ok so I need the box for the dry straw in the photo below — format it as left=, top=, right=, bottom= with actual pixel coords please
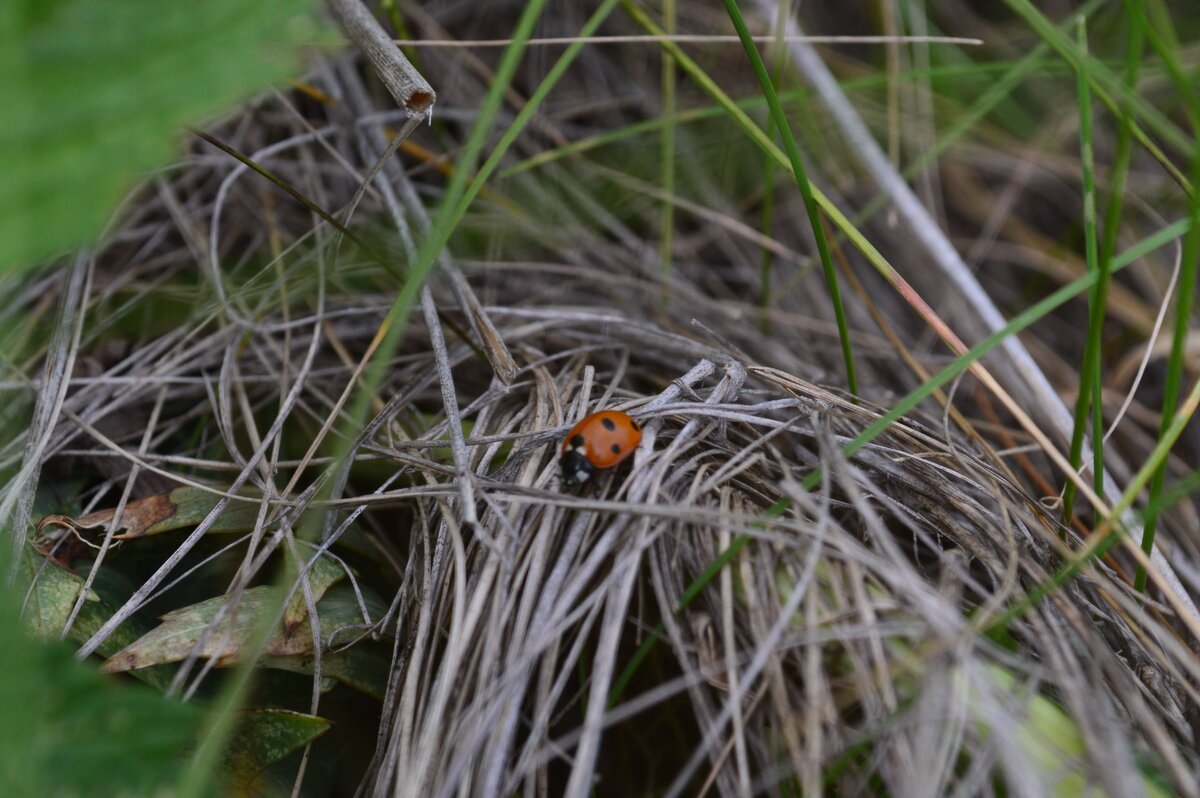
left=9, top=2, right=1200, bottom=796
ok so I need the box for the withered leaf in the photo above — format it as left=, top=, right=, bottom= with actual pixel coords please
left=37, top=486, right=265, bottom=541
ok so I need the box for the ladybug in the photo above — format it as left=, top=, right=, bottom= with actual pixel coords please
left=560, top=410, right=642, bottom=487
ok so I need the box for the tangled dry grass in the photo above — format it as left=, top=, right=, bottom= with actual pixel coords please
left=7, top=1, right=1200, bottom=796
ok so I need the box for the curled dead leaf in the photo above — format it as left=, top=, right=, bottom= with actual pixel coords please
left=37, top=494, right=178, bottom=540
left=35, top=486, right=268, bottom=542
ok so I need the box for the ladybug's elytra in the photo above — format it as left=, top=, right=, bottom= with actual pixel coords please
left=560, top=410, right=642, bottom=487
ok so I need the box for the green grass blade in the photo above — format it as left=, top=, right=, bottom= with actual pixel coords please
left=758, top=2, right=791, bottom=333
left=719, top=0, right=858, bottom=394
left=660, top=0, right=677, bottom=297
left=1136, top=202, right=1200, bottom=586
left=988, top=373, right=1200, bottom=636
left=1002, top=0, right=1193, bottom=192
left=1133, top=0, right=1200, bottom=591
left=1095, top=1, right=1143, bottom=500
left=1061, top=16, right=1103, bottom=524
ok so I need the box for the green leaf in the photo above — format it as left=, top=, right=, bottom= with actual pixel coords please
left=283, top=553, right=349, bottom=632
left=101, top=583, right=387, bottom=673
left=261, top=643, right=392, bottom=700
left=302, top=581, right=388, bottom=647
left=0, top=586, right=201, bottom=796
left=0, top=0, right=322, bottom=272
left=101, top=586, right=304, bottom=672
left=22, top=547, right=175, bottom=688
left=971, top=664, right=1171, bottom=798
left=21, top=553, right=99, bottom=639
left=221, top=709, right=331, bottom=795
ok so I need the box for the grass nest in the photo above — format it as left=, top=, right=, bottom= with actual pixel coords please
left=12, top=2, right=1200, bottom=795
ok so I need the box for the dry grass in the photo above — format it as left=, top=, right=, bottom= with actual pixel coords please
left=7, top=1, right=1200, bottom=795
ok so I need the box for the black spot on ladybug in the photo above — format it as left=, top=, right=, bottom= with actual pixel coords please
left=570, top=434, right=585, bottom=448
left=601, top=417, right=616, bottom=431
left=611, top=443, right=621, bottom=454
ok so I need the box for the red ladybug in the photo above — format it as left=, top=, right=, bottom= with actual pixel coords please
left=560, top=410, right=642, bottom=487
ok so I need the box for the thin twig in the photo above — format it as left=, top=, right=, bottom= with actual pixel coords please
left=328, top=0, right=436, bottom=116
left=389, top=34, right=984, bottom=47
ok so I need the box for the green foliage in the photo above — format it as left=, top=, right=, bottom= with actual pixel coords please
left=101, top=582, right=382, bottom=675
left=0, top=0, right=321, bottom=273
left=21, top=552, right=99, bottom=640
left=223, top=709, right=331, bottom=795
left=22, top=547, right=175, bottom=689
left=0, top=582, right=201, bottom=796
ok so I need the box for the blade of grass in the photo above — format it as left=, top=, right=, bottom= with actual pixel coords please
left=1093, top=0, right=1142, bottom=491
left=1002, top=0, right=1192, bottom=193
left=1065, top=1, right=1147, bottom=511
left=987, top=372, right=1200, bottom=638
left=1079, top=17, right=1105, bottom=507
left=1135, top=1, right=1200, bottom=590
left=622, top=0, right=1048, bottom=363
left=757, top=0, right=791, bottom=334
left=660, top=0, right=676, bottom=302
left=719, top=0, right=858, bottom=394
left=1061, top=16, right=1104, bottom=524
left=497, top=59, right=1081, bottom=182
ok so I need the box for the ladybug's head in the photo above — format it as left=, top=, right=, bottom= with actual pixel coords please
left=560, top=446, right=595, bottom=487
